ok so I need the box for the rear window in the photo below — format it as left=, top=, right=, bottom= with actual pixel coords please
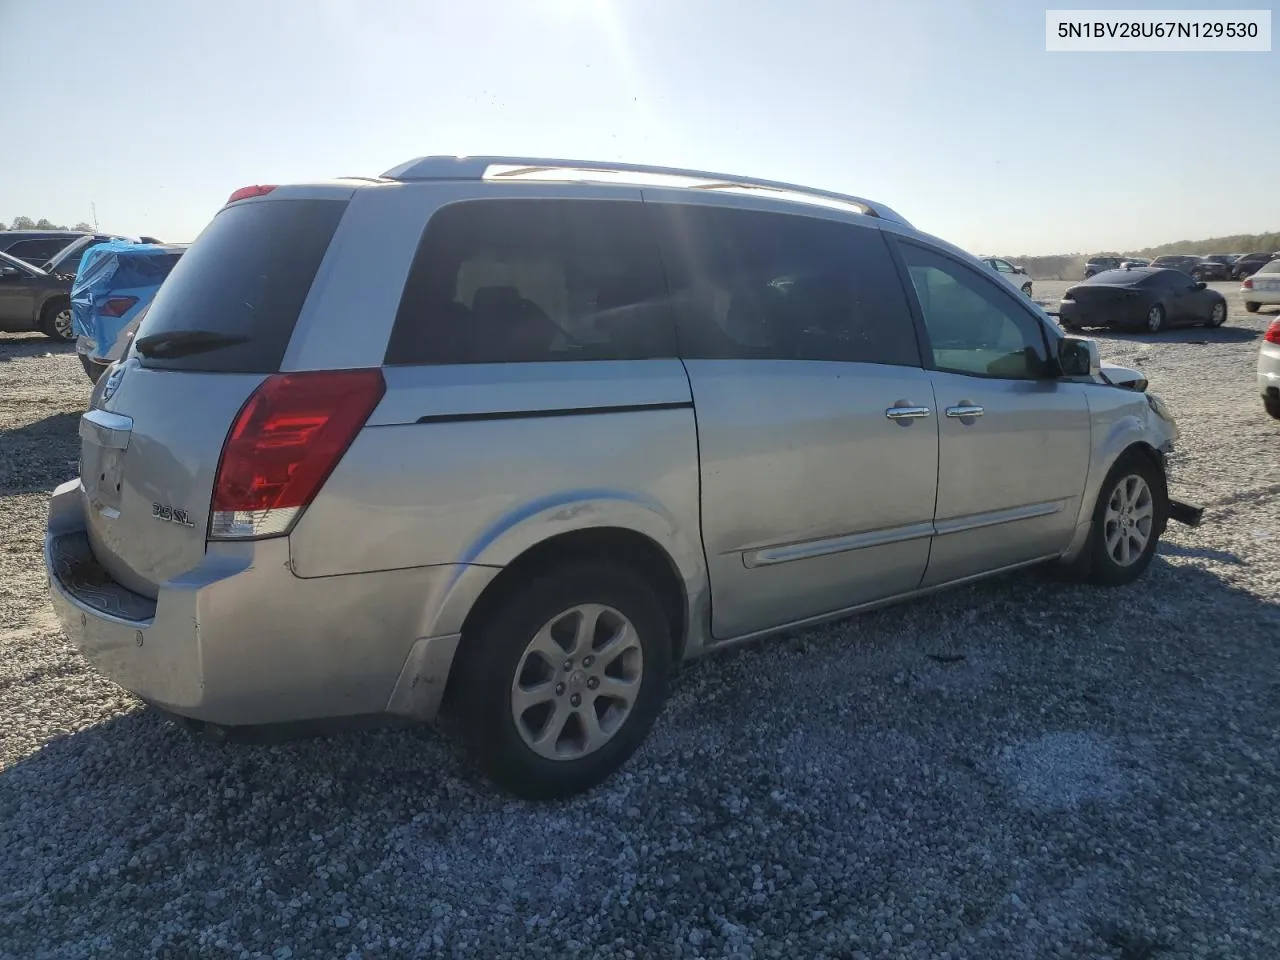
left=385, top=198, right=677, bottom=365
left=1256, top=260, right=1280, bottom=275
left=5, top=238, right=72, bottom=263
left=1085, top=269, right=1147, bottom=286
left=132, top=198, right=347, bottom=372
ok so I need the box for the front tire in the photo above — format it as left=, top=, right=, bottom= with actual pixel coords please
left=451, top=562, right=673, bottom=800
left=1245, top=301, right=1260, bottom=313
left=1078, top=453, right=1167, bottom=586
left=1205, top=301, right=1227, bottom=327
left=39, top=299, right=75, bottom=342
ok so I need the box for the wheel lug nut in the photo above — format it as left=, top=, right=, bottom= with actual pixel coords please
left=583, top=655, right=594, bottom=667
left=562, top=659, right=573, bottom=671
left=587, top=677, right=599, bottom=690
left=570, top=693, right=582, bottom=707
left=555, top=682, right=565, bottom=696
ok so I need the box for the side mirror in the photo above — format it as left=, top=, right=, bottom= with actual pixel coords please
left=1057, top=335, right=1100, bottom=378
left=1015, top=266, right=1026, bottom=274
left=1194, top=281, right=1207, bottom=290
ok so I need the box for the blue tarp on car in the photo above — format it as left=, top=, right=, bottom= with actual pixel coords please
left=70, top=240, right=186, bottom=358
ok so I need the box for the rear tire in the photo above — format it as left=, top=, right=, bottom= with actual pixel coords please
left=39, top=299, right=75, bottom=342
left=451, top=562, right=672, bottom=800
left=79, top=353, right=106, bottom=383
left=1245, top=301, right=1260, bottom=313
left=1265, top=394, right=1280, bottom=421
left=1145, top=303, right=1165, bottom=333
left=1073, top=452, right=1167, bottom=587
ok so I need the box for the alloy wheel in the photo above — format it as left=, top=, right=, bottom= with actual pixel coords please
left=1104, top=474, right=1154, bottom=567
left=53, top=308, right=74, bottom=341
left=510, top=603, right=644, bottom=761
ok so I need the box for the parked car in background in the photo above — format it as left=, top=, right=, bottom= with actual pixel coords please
left=1120, top=257, right=1150, bottom=269
left=1058, top=267, right=1228, bottom=333
left=45, top=156, right=1198, bottom=799
left=71, top=241, right=188, bottom=382
left=0, top=230, right=95, bottom=265
left=1241, top=259, right=1280, bottom=314
left=1231, top=252, right=1275, bottom=280
left=1189, top=257, right=1231, bottom=281
left=1260, top=317, right=1280, bottom=419
left=1084, top=256, right=1124, bottom=278
left=977, top=256, right=1033, bottom=296
left=0, top=249, right=76, bottom=340
left=1148, top=255, right=1203, bottom=277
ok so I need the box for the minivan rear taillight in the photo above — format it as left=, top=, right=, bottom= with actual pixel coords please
left=1265, top=321, right=1280, bottom=345
left=209, top=369, right=385, bottom=539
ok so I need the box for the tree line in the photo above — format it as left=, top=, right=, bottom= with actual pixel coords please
left=1012, top=230, right=1280, bottom=280
left=0, top=217, right=94, bottom=232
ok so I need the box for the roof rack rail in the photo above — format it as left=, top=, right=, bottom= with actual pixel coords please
left=380, top=155, right=910, bottom=226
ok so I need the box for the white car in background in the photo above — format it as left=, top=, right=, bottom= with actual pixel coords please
left=978, top=256, right=1034, bottom=297
left=1259, top=321, right=1280, bottom=420
left=1241, top=259, right=1280, bottom=315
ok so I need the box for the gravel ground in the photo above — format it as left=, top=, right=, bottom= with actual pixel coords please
left=2, top=285, right=1278, bottom=959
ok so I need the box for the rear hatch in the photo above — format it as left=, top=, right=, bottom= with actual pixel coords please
left=80, top=194, right=350, bottom=597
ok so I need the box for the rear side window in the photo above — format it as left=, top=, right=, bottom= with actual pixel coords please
left=133, top=199, right=347, bottom=372
left=386, top=199, right=676, bottom=365
left=650, top=203, right=920, bottom=366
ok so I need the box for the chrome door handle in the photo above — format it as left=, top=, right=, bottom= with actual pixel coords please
left=945, top=405, right=984, bottom=418
left=885, top=406, right=932, bottom=420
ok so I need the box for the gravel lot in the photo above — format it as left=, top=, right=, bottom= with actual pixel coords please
left=2, top=282, right=1278, bottom=959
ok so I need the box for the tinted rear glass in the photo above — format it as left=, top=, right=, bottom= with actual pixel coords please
left=1085, top=269, right=1147, bottom=286
left=386, top=199, right=677, bottom=365
left=133, top=198, right=347, bottom=372
left=651, top=203, right=920, bottom=366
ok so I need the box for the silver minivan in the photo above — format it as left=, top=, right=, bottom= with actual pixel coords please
left=46, top=157, right=1191, bottom=798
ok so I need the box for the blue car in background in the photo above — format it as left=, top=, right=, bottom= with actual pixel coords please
left=71, top=240, right=186, bottom=382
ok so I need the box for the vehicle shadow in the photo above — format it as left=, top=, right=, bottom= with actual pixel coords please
left=0, top=332, right=76, bottom=362
left=1159, top=542, right=1245, bottom=565
left=1092, top=326, right=1260, bottom=345
left=2, top=551, right=1278, bottom=960
left=0, top=412, right=81, bottom=495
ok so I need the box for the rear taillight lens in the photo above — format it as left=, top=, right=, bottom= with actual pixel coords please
left=209, top=369, right=385, bottom=539
left=1242, top=278, right=1253, bottom=289
left=1266, top=321, right=1280, bottom=345
left=226, top=184, right=278, bottom=204
left=100, top=296, right=139, bottom=318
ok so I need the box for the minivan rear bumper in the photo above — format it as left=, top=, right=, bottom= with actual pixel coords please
left=45, top=480, right=496, bottom=727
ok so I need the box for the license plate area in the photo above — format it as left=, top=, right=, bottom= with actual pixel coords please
left=79, top=410, right=134, bottom=518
